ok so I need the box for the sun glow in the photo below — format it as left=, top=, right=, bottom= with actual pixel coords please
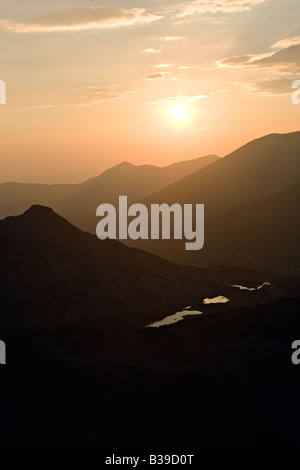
left=171, top=103, right=189, bottom=121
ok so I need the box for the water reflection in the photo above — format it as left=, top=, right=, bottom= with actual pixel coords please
left=203, top=296, right=230, bottom=305
left=147, top=310, right=202, bottom=328
left=231, top=282, right=270, bottom=291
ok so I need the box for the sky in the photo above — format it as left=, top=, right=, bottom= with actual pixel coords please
left=0, top=0, right=299, bottom=183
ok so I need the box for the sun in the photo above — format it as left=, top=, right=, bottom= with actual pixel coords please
left=171, top=103, right=189, bottom=122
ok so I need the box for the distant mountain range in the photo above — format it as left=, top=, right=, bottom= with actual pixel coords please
left=0, top=132, right=299, bottom=450
left=125, top=132, right=300, bottom=275
left=0, top=131, right=299, bottom=276
left=128, top=183, right=300, bottom=276
left=139, top=132, right=300, bottom=215
left=0, top=131, right=299, bottom=450
left=0, top=154, right=219, bottom=223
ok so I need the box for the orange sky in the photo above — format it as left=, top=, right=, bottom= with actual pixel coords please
left=0, top=0, right=299, bottom=183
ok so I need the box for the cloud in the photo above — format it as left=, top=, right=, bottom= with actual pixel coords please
left=179, top=65, right=198, bottom=69
left=156, top=64, right=173, bottom=68
left=145, top=72, right=170, bottom=80
left=217, top=52, right=273, bottom=67
left=25, top=104, right=55, bottom=109
left=143, top=48, right=162, bottom=53
left=0, top=7, right=162, bottom=33
left=75, top=84, right=139, bottom=106
left=217, top=45, right=300, bottom=71
left=177, top=0, right=266, bottom=17
left=19, top=84, right=139, bottom=108
left=216, top=39, right=300, bottom=98
left=149, top=94, right=207, bottom=103
left=272, top=35, right=300, bottom=50
left=161, top=36, right=185, bottom=41
left=184, top=124, right=240, bottom=133
left=250, top=45, right=300, bottom=70
left=237, top=78, right=297, bottom=95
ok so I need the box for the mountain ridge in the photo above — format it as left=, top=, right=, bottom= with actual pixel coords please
left=138, top=131, right=300, bottom=217
left=0, top=154, right=220, bottom=221
left=0, top=204, right=279, bottom=335
left=128, top=184, right=300, bottom=276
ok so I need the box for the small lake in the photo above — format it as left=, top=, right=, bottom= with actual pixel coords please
left=147, top=282, right=270, bottom=329
left=203, top=296, right=230, bottom=305
left=231, top=282, right=270, bottom=291
left=147, top=310, right=202, bottom=328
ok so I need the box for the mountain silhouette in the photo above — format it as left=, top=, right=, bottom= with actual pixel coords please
left=124, top=132, right=300, bottom=275
left=0, top=205, right=299, bottom=450
left=0, top=155, right=219, bottom=227
left=130, top=184, right=300, bottom=276
left=0, top=203, right=252, bottom=334
left=139, top=132, right=300, bottom=216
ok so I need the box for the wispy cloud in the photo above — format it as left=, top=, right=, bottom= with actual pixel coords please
left=25, top=104, right=55, bottom=110
left=18, top=84, right=139, bottom=109
left=143, top=48, right=162, bottom=54
left=177, top=0, right=266, bottom=17
left=145, top=72, right=170, bottom=80
left=149, top=94, right=207, bottom=103
left=156, top=64, right=173, bottom=68
left=0, top=8, right=162, bottom=33
left=179, top=65, right=198, bottom=69
left=250, top=45, right=300, bottom=69
left=272, top=35, right=300, bottom=50
left=184, top=124, right=239, bottom=133
left=236, top=77, right=297, bottom=96
left=217, top=45, right=300, bottom=71
left=161, top=36, right=185, bottom=41
left=216, top=52, right=273, bottom=68
left=75, top=84, right=139, bottom=106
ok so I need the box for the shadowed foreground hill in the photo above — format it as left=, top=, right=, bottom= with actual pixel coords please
left=0, top=206, right=299, bottom=450
left=128, top=184, right=300, bottom=276
left=0, top=204, right=261, bottom=334
left=185, top=183, right=300, bottom=275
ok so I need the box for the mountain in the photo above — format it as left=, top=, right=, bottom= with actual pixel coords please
left=189, top=183, right=300, bottom=275
left=139, top=132, right=300, bottom=217
left=55, top=155, right=219, bottom=231
left=129, top=184, right=300, bottom=276
left=0, top=155, right=219, bottom=225
left=1, top=203, right=261, bottom=335
left=70, top=155, right=220, bottom=214
left=123, top=132, right=300, bottom=275
left=0, top=182, right=74, bottom=220
left=0, top=205, right=299, bottom=450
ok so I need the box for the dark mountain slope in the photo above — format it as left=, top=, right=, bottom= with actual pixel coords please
left=0, top=204, right=261, bottom=334
left=140, top=132, right=300, bottom=217
left=0, top=206, right=299, bottom=450
left=127, top=184, right=300, bottom=276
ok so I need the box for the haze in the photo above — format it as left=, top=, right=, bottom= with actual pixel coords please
left=0, top=0, right=299, bottom=183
